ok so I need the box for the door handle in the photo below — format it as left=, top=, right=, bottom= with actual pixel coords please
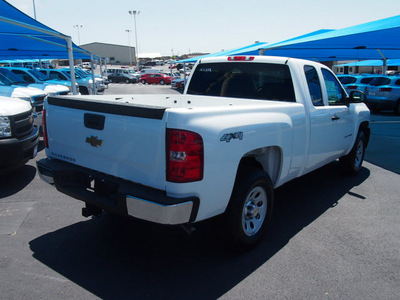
left=331, top=114, right=340, bottom=121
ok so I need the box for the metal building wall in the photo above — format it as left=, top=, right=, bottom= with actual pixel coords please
left=81, top=42, right=136, bottom=65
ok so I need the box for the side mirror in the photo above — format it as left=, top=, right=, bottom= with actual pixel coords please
left=349, top=90, right=366, bottom=103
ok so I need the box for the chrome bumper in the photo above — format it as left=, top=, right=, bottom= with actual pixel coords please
left=126, top=196, right=193, bottom=225
left=37, top=158, right=199, bottom=225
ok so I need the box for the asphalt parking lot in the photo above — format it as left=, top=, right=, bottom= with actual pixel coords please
left=1, top=83, right=399, bottom=299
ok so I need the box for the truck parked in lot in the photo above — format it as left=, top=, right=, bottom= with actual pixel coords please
left=0, top=71, right=47, bottom=128
left=38, top=68, right=105, bottom=95
left=37, top=56, right=370, bottom=247
left=3, top=67, right=74, bottom=95
left=0, top=96, right=39, bottom=173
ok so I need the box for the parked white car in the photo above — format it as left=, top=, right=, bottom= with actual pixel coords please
left=365, top=76, right=400, bottom=114
left=337, top=74, right=380, bottom=94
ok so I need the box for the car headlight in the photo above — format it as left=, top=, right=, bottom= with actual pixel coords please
left=0, top=116, right=11, bottom=138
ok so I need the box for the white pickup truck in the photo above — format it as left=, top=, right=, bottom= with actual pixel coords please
left=37, top=56, right=370, bottom=247
left=0, top=96, right=39, bottom=173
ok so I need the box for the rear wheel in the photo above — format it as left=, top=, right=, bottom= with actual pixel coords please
left=226, top=168, right=274, bottom=248
left=125, top=79, right=130, bottom=84
left=339, top=130, right=366, bottom=175
left=141, top=79, right=146, bottom=84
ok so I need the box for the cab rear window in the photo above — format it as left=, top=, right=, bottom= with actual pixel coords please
left=187, top=62, right=295, bottom=102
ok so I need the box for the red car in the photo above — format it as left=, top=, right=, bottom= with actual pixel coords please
left=140, top=73, right=171, bottom=85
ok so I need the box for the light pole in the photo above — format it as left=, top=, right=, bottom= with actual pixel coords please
left=73, top=25, right=83, bottom=46
left=125, top=29, right=132, bottom=66
left=32, top=0, right=37, bottom=19
left=128, top=10, right=140, bottom=70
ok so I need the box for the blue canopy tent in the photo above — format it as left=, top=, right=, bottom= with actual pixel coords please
left=174, top=42, right=269, bottom=64
left=259, top=15, right=400, bottom=65
left=0, top=0, right=93, bottom=93
left=174, top=30, right=335, bottom=65
left=334, top=59, right=400, bottom=67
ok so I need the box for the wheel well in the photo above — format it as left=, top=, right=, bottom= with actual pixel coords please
left=237, top=146, right=282, bottom=187
left=359, top=121, right=370, bottom=147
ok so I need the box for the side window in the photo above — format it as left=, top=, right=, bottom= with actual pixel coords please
left=304, top=65, right=323, bottom=106
left=49, top=71, right=62, bottom=80
left=321, top=69, right=347, bottom=106
left=14, top=70, right=34, bottom=83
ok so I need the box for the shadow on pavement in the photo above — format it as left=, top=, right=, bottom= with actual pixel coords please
left=365, top=112, right=400, bottom=174
left=0, top=165, right=37, bottom=198
left=29, top=162, right=370, bottom=299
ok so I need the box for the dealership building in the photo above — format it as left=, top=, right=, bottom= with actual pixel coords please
left=81, top=42, right=137, bottom=65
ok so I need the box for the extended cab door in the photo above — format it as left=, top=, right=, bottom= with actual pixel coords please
left=304, top=65, right=354, bottom=171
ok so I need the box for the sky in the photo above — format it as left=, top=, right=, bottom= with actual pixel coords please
left=7, top=0, right=400, bottom=57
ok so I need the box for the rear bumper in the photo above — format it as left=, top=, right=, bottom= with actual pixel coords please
left=36, top=158, right=199, bottom=224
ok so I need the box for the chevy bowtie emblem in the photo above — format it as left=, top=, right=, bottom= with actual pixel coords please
left=86, top=136, right=103, bottom=147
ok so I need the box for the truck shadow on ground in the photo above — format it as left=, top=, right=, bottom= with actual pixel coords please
left=29, top=162, right=370, bottom=300
left=0, top=165, right=36, bottom=198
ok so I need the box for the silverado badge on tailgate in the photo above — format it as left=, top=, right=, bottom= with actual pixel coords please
left=86, top=136, right=103, bottom=147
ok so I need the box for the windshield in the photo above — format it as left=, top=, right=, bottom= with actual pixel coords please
left=187, top=62, right=295, bottom=102
left=28, top=69, right=50, bottom=81
left=62, top=70, right=82, bottom=79
left=0, top=68, right=27, bottom=85
left=75, top=69, right=88, bottom=77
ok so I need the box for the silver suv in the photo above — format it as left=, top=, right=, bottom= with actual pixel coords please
left=337, top=74, right=380, bottom=94
left=365, top=76, right=400, bottom=114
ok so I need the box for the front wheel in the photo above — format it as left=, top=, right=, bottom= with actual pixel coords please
left=339, top=130, right=367, bottom=175
left=226, top=169, right=274, bottom=248
left=141, top=79, right=146, bottom=84
left=160, top=80, right=165, bottom=85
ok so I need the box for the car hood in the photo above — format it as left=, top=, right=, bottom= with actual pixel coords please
left=0, top=96, right=32, bottom=116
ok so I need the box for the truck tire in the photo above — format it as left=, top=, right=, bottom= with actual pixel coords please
left=80, top=87, right=89, bottom=95
left=339, top=130, right=367, bottom=175
left=226, top=168, right=274, bottom=248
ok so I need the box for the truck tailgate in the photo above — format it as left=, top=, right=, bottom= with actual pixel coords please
left=45, top=96, right=168, bottom=191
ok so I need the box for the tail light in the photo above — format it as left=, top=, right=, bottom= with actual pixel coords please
left=379, top=88, right=392, bottom=92
left=42, top=109, right=49, bottom=148
left=227, top=56, right=255, bottom=61
left=347, top=85, right=358, bottom=90
left=166, top=129, right=203, bottom=183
